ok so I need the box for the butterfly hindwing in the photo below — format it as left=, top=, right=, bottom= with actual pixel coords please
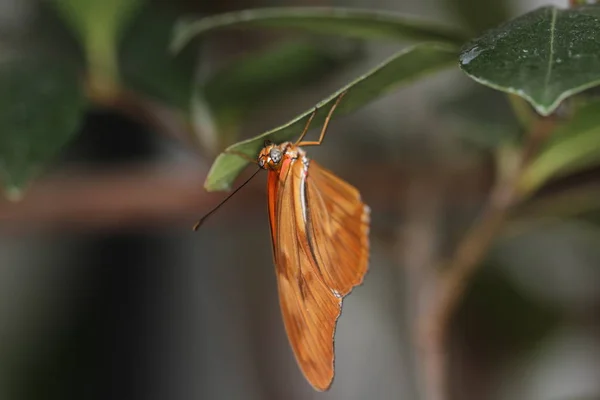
left=304, top=160, right=370, bottom=296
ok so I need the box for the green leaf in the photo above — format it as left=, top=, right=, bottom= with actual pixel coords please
left=171, top=7, right=470, bottom=53
left=204, top=42, right=458, bottom=191
left=51, top=0, right=145, bottom=90
left=120, top=5, right=196, bottom=110
left=0, top=58, right=87, bottom=199
left=520, top=99, right=600, bottom=193
left=200, top=39, right=362, bottom=143
left=459, top=5, right=600, bottom=116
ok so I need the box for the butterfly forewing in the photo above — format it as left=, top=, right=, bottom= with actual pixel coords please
left=305, top=161, right=370, bottom=296
left=267, top=150, right=369, bottom=391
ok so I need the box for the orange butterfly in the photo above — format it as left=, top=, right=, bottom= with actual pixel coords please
left=196, top=92, right=370, bottom=391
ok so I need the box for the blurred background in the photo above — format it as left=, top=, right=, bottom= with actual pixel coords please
left=1, top=0, right=599, bottom=400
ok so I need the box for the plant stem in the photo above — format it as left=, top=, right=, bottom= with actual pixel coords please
left=417, top=116, right=556, bottom=400
left=399, top=175, right=444, bottom=400
left=84, top=28, right=121, bottom=101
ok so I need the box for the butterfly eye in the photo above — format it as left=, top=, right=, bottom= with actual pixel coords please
left=270, top=148, right=282, bottom=163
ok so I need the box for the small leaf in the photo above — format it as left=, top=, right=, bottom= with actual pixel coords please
left=204, top=42, right=458, bottom=191
left=201, top=39, right=362, bottom=141
left=459, top=5, right=600, bottom=116
left=171, top=7, right=469, bottom=53
left=0, top=58, right=87, bottom=197
left=520, top=99, right=600, bottom=193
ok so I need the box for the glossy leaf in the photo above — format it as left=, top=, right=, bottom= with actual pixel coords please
left=520, top=99, right=600, bottom=193
left=0, top=58, right=86, bottom=199
left=204, top=42, right=458, bottom=191
left=459, top=5, right=600, bottom=116
left=170, top=7, right=469, bottom=53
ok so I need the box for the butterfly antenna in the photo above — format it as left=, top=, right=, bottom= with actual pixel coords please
left=193, top=167, right=262, bottom=230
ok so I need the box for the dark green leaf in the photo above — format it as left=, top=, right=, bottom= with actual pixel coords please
left=0, top=58, right=87, bottom=199
left=204, top=42, right=458, bottom=191
left=459, top=5, right=600, bottom=116
left=171, top=7, right=470, bottom=53
left=520, top=99, right=600, bottom=193
left=201, top=39, right=362, bottom=138
left=120, top=6, right=196, bottom=110
left=26, top=3, right=86, bottom=67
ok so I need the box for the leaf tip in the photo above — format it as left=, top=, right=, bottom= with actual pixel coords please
left=170, top=17, right=201, bottom=54
left=169, top=19, right=189, bottom=54
left=531, top=103, right=554, bottom=117
left=203, top=178, right=232, bottom=193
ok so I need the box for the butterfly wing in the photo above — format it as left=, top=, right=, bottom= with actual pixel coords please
left=267, top=156, right=369, bottom=391
left=304, top=160, right=370, bottom=297
left=267, top=158, right=342, bottom=391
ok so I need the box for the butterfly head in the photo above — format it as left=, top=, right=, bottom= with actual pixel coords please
left=258, top=140, right=287, bottom=171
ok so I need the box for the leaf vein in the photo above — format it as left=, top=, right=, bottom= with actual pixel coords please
left=543, top=7, right=558, bottom=103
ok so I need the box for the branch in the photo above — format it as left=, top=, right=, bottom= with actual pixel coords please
left=0, top=163, right=265, bottom=234
left=0, top=161, right=492, bottom=235
left=398, top=176, right=444, bottom=400
left=417, top=116, right=557, bottom=400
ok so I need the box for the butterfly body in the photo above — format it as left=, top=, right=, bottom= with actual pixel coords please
left=257, top=140, right=370, bottom=391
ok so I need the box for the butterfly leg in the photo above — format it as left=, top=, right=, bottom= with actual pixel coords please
left=224, top=149, right=259, bottom=165
left=297, top=90, right=347, bottom=147
left=294, top=106, right=318, bottom=145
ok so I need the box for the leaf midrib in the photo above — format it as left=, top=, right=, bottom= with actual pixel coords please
left=542, top=7, right=558, bottom=103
